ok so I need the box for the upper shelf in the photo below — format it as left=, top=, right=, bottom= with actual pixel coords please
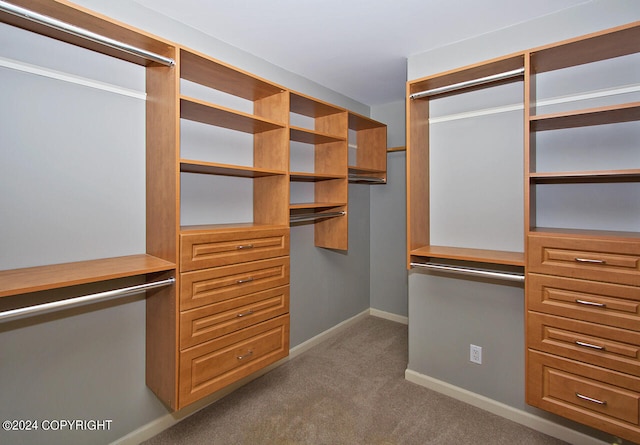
left=180, top=49, right=284, bottom=101
left=290, top=92, right=344, bottom=118
left=180, top=96, right=286, bottom=134
left=530, top=22, right=640, bottom=73
left=530, top=102, right=640, bottom=131
left=0, top=255, right=175, bottom=298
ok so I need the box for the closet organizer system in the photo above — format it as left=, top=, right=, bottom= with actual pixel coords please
left=0, top=0, right=387, bottom=410
left=407, top=23, right=640, bottom=443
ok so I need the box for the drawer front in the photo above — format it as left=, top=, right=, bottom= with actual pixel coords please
left=527, top=350, right=640, bottom=443
left=181, top=227, right=289, bottom=272
left=527, top=273, right=640, bottom=332
left=179, top=315, right=289, bottom=408
left=180, top=285, right=289, bottom=349
left=528, top=312, right=640, bottom=376
left=528, top=234, right=640, bottom=286
left=180, top=257, right=289, bottom=310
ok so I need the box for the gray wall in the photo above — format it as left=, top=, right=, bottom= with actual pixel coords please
left=370, top=101, right=407, bottom=318
left=406, top=1, right=640, bottom=444
left=0, top=2, right=374, bottom=444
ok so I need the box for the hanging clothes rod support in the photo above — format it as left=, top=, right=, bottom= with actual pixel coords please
left=0, top=277, right=175, bottom=324
left=290, top=211, right=346, bottom=222
left=410, top=67, right=525, bottom=100
left=0, top=1, right=175, bottom=67
left=410, top=262, right=524, bottom=283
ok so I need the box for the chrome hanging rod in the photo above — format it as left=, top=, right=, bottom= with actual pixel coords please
left=410, top=262, right=524, bottom=283
left=0, top=0, right=175, bottom=67
left=290, top=211, right=346, bottom=222
left=409, top=67, right=524, bottom=100
left=0, top=277, right=175, bottom=324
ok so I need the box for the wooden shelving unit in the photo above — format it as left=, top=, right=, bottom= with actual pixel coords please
left=348, top=112, right=387, bottom=183
left=289, top=92, right=349, bottom=250
left=406, top=53, right=525, bottom=268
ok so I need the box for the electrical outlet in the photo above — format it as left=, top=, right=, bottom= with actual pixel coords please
left=470, top=344, right=482, bottom=364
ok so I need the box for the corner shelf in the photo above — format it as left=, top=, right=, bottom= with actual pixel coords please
left=348, top=112, right=387, bottom=183
left=0, top=255, right=175, bottom=298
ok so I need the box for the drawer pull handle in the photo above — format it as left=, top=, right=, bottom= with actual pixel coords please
left=575, top=257, right=606, bottom=264
left=576, top=392, right=607, bottom=405
left=575, top=299, right=606, bottom=308
left=237, top=277, right=254, bottom=284
left=236, top=309, right=254, bottom=318
left=237, top=350, right=253, bottom=361
left=236, top=244, right=254, bottom=250
left=575, top=340, right=605, bottom=351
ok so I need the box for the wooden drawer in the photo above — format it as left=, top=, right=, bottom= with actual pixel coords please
left=180, top=285, right=289, bottom=349
left=527, top=273, right=640, bottom=332
left=527, top=350, right=640, bottom=443
left=180, top=256, right=289, bottom=310
left=179, top=315, right=289, bottom=408
left=528, top=312, right=640, bottom=377
left=528, top=233, right=640, bottom=286
left=180, top=226, right=289, bottom=272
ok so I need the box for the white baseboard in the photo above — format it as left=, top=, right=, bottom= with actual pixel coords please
left=112, top=309, right=371, bottom=445
left=404, top=369, right=610, bottom=445
left=369, top=308, right=408, bottom=325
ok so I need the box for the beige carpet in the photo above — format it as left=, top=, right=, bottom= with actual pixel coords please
left=144, top=316, right=567, bottom=445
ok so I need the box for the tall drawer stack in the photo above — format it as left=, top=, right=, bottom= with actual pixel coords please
left=526, top=231, right=640, bottom=443
left=178, top=225, right=290, bottom=407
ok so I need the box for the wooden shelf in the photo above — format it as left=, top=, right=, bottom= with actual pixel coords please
left=180, top=49, right=284, bottom=101
left=348, top=166, right=386, bottom=175
left=180, top=222, right=288, bottom=234
left=530, top=169, right=640, bottom=183
left=529, top=227, right=640, bottom=240
left=410, top=245, right=525, bottom=267
left=290, top=126, right=345, bottom=144
left=290, top=202, right=346, bottom=210
left=290, top=92, right=344, bottom=118
left=0, top=255, right=176, bottom=298
left=181, top=96, right=285, bottom=134
left=530, top=22, right=640, bottom=73
left=530, top=102, right=640, bottom=131
left=289, top=172, right=344, bottom=182
left=180, top=160, right=286, bottom=177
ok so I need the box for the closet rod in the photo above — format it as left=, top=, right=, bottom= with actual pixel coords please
left=290, top=211, right=346, bottom=222
left=0, top=0, right=175, bottom=66
left=410, top=262, right=525, bottom=283
left=0, top=277, right=175, bottom=324
left=409, top=67, right=524, bottom=100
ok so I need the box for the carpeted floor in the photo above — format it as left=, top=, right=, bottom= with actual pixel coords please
left=144, top=316, right=568, bottom=445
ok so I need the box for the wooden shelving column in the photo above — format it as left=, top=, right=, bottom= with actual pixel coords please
left=348, top=112, right=387, bottom=184
left=289, top=92, right=349, bottom=250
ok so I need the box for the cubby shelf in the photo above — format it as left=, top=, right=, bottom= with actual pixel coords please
left=180, top=96, right=286, bottom=133
left=530, top=102, right=640, bottom=131
left=290, top=126, right=345, bottom=144
left=180, top=160, right=286, bottom=177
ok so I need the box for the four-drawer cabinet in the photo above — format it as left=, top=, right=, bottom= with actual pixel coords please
left=526, top=231, right=640, bottom=443
left=178, top=225, right=290, bottom=407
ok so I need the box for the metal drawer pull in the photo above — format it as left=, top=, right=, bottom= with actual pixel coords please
left=236, top=309, right=254, bottom=318
left=236, top=244, right=254, bottom=250
left=575, top=258, right=606, bottom=264
left=237, top=350, right=253, bottom=361
left=575, top=299, right=606, bottom=308
left=236, top=277, right=254, bottom=284
left=575, top=341, right=605, bottom=351
left=576, top=393, right=607, bottom=405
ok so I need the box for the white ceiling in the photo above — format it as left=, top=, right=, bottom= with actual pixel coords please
left=132, top=0, right=591, bottom=106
